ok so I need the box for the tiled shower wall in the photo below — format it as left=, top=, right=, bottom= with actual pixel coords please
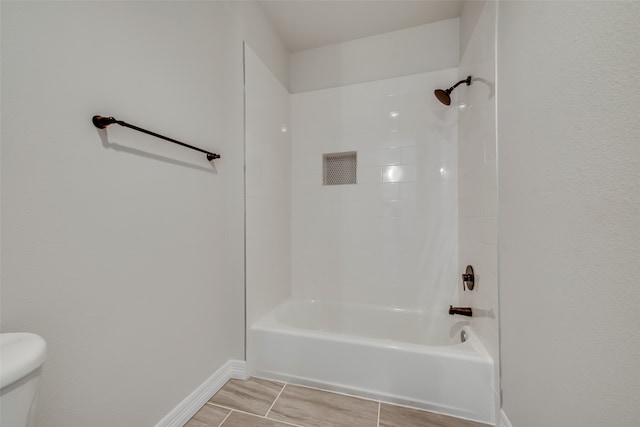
left=458, top=0, right=499, bottom=406
left=290, top=69, right=460, bottom=311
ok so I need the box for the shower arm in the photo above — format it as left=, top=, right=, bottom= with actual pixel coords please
left=446, top=76, right=472, bottom=94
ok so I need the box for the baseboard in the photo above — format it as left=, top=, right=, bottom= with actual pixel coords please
left=498, top=409, right=513, bottom=427
left=155, top=359, right=247, bottom=427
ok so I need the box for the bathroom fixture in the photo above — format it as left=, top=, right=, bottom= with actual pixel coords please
left=92, top=115, right=221, bottom=161
left=449, top=306, right=473, bottom=317
left=252, top=299, right=494, bottom=423
left=1, top=333, right=47, bottom=427
left=434, top=76, right=472, bottom=106
left=462, top=265, right=475, bottom=290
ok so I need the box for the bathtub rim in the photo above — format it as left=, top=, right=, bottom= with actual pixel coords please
left=251, top=297, right=493, bottom=361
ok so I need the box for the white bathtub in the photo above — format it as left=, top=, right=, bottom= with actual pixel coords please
left=249, top=299, right=495, bottom=425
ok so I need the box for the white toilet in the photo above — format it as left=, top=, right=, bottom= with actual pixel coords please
left=0, top=333, right=47, bottom=427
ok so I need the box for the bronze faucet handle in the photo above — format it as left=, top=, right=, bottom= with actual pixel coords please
left=462, top=265, right=475, bottom=291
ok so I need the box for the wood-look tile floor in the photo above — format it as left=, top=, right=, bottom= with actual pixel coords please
left=184, top=377, right=492, bottom=427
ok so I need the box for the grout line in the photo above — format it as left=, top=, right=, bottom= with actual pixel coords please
left=263, top=417, right=305, bottom=427
left=280, top=381, right=383, bottom=404
left=250, top=375, right=287, bottom=386
left=206, top=403, right=266, bottom=418
left=266, top=381, right=380, bottom=427
left=216, top=409, right=232, bottom=427
left=265, top=382, right=288, bottom=418
left=207, top=401, right=304, bottom=427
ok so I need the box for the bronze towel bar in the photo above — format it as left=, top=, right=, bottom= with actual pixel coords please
left=92, top=115, right=220, bottom=161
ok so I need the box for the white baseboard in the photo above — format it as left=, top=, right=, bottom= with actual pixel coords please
left=498, top=409, right=513, bottom=427
left=155, top=359, right=247, bottom=427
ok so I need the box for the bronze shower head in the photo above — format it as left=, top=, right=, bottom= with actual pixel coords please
left=434, top=76, right=472, bottom=106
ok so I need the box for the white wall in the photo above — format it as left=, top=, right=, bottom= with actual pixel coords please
left=289, top=18, right=459, bottom=93
left=238, top=1, right=289, bottom=89
left=497, top=2, right=640, bottom=426
left=0, top=2, right=286, bottom=426
left=290, top=68, right=459, bottom=311
left=457, top=0, right=499, bottom=416
left=459, top=1, right=486, bottom=64
left=244, top=44, right=291, bottom=329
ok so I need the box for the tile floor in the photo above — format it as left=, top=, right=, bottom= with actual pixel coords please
left=184, top=377, right=491, bottom=427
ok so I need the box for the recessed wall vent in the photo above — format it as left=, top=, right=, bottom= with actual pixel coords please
left=323, top=151, right=357, bottom=185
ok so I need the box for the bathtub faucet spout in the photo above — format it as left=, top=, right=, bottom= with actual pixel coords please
left=449, top=305, right=472, bottom=317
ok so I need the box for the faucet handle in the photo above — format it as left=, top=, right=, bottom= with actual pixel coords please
left=462, top=265, right=475, bottom=291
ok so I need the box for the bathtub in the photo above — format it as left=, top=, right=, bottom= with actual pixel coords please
left=249, top=299, right=495, bottom=425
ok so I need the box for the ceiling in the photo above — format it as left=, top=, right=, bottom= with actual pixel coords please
left=258, top=0, right=463, bottom=53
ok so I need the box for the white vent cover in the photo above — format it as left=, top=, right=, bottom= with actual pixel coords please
left=323, top=151, right=357, bottom=185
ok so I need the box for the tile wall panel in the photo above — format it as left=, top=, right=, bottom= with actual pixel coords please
left=291, top=68, right=459, bottom=311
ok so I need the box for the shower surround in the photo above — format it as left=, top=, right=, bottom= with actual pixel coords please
left=290, top=68, right=460, bottom=312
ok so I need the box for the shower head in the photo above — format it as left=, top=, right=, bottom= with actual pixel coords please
left=434, top=76, right=472, bottom=106
left=434, top=89, right=452, bottom=106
